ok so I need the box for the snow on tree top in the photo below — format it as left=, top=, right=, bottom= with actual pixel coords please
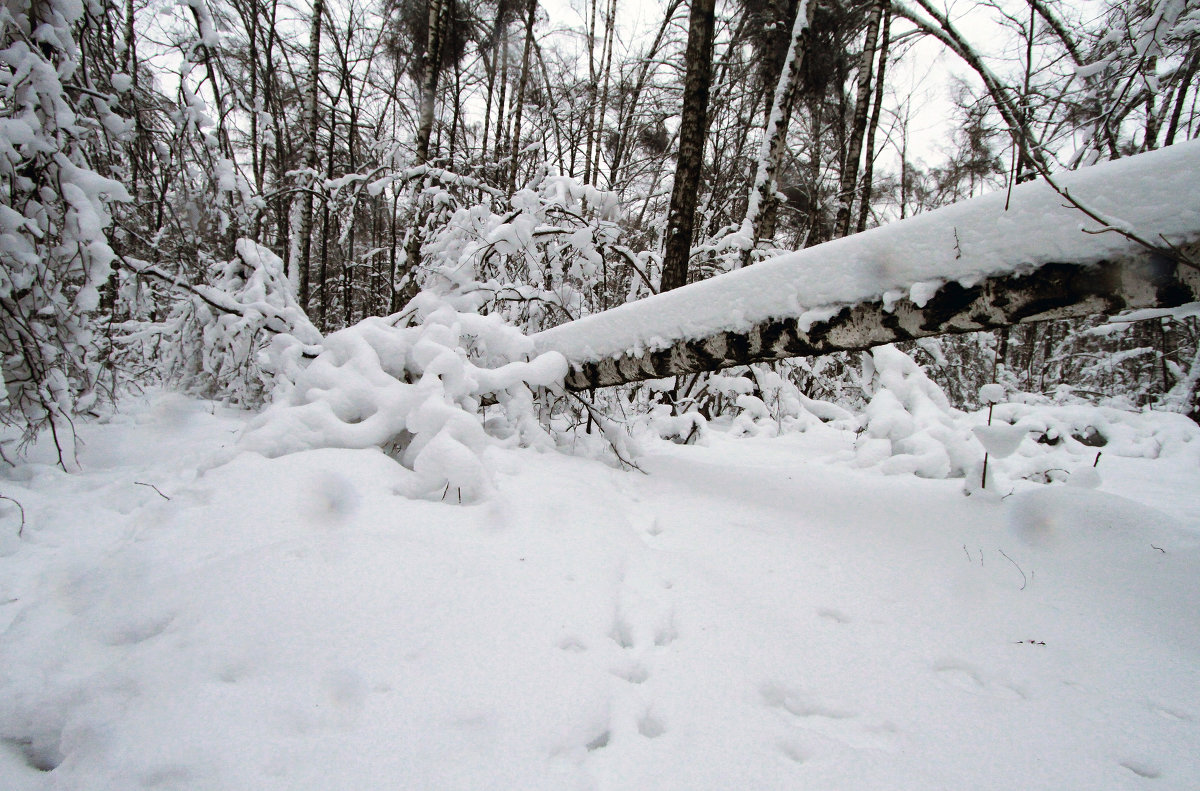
left=533, top=141, right=1200, bottom=366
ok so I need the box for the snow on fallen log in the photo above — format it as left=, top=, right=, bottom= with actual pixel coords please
left=533, top=142, right=1200, bottom=390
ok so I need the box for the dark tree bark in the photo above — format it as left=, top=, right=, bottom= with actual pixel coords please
left=398, top=0, right=448, bottom=307
left=856, top=3, right=891, bottom=234
left=659, top=0, right=717, bottom=292
left=834, top=0, right=884, bottom=238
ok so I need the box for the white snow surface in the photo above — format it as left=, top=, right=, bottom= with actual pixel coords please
left=534, top=141, right=1200, bottom=365
left=2, top=390, right=1200, bottom=790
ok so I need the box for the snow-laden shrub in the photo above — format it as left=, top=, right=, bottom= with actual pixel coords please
left=0, top=0, right=130, bottom=463
left=120, top=241, right=321, bottom=407
left=854, top=345, right=978, bottom=478
left=694, top=366, right=853, bottom=438
left=417, top=170, right=637, bottom=332
left=240, top=294, right=566, bottom=502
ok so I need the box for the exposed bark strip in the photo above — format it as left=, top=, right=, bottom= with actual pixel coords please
left=555, top=241, right=1200, bottom=390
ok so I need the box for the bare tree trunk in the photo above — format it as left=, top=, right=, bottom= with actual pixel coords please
left=508, top=0, right=537, bottom=192
left=493, top=24, right=510, bottom=164
left=582, top=0, right=599, bottom=184
left=123, top=0, right=141, bottom=198
left=1165, top=51, right=1199, bottom=146
left=415, top=0, right=446, bottom=164
left=834, top=0, right=883, bottom=239
left=398, top=0, right=447, bottom=306
left=856, top=3, right=891, bottom=234
left=318, top=119, right=335, bottom=328
left=659, top=0, right=717, bottom=292
left=449, top=59, right=462, bottom=167
left=297, top=0, right=324, bottom=308
left=592, top=0, right=618, bottom=185
left=739, top=0, right=815, bottom=266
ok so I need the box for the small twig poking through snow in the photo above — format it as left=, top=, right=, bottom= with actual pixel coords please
left=1, top=494, right=27, bottom=537
left=134, top=482, right=171, bottom=500
left=963, top=544, right=972, bottom=563
left=1151, top=544, right=1166, bottom=554
left=998, top=549, right=1027, bottom=590
left=566, top=391, right=647, bottom=474
left=1093, top=451, right=1102, bottom=468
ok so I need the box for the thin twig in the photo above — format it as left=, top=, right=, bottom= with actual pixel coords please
left=0, top=494, right=26, bottom=537
left=1038, top=176, right=1199, bottom=272
left=134, top=481, right=171, bottom=500
left=998, top=549, right=1027, bottom=590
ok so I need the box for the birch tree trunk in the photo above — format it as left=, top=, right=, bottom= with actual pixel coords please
left=737, top=0, right=815, bottom=268
left=856, top=3, right=891, bottom=233
left=414, top=0, right=447, bottom=165
left=296, top=0, right=324, bottom=307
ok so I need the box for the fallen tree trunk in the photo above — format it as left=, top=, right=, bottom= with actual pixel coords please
left=530, top=143, right=1200, bottom=391
left=553, top=242, right=1200, bottom=390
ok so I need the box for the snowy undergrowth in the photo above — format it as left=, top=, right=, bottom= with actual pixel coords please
left=240, top=293, right=567, bottom=502
left=848, top=344, right=1200, bottom=493
left=1, top=390, right=1198, bottom=790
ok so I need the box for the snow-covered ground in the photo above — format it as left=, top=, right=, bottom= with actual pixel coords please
left=2, top=390, right=1199, bottom=790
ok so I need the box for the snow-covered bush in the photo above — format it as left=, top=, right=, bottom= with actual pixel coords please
left=854, top=345, right=978, bottom=478
left=0, top=0, right=130, bottom=463
left=118, top=241, right=321, bottom=407
left=416, top=170, right=639, bottom=332
left=699, top=365, right=852, bottom=437
left=240, top=293, right=566, bottom=502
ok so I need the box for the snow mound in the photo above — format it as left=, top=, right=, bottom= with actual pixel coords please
left=855, top=345, right=976, bottom=478
left=240, top=295, right=566, bottom=501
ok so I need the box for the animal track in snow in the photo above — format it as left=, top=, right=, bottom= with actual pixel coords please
left=1120, top=760, right=1161, bottom=779
left=608, top=563, right=678, bottom=652
left=610, top=660, right=649, bottom=684
left=585, top=729, right=611, bottom=752
left=557, top=635, right=588, bottom=653
left=761, top=683, right=854, bottom=720
left=777, top=740, right=807, bottom=764
left=637, top=712, right=666, bottom=739
left=1148, top=702, right=1192, bottom=722
left=761, top=683, right=897, bottom=752
left=931, top=659, right=1027, bottom=700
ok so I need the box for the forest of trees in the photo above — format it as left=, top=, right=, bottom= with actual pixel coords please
left=1, top=0, right=1198, bottom=466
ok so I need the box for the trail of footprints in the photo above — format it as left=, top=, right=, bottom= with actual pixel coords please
left=557, top=509, right=678, bottom=758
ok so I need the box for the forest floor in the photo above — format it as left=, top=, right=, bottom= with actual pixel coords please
left=1, top=389, right=1199, bottom=790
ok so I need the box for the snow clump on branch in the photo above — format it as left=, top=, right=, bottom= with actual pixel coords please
left=240, top=293, right=567, bottom=502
